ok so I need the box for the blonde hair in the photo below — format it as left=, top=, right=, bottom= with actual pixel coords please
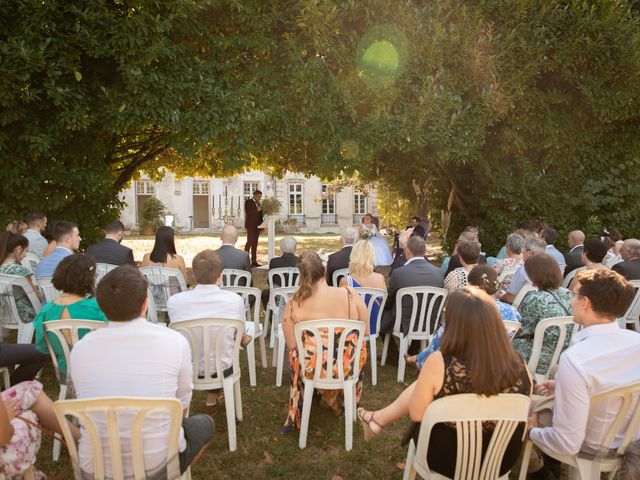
left=349, top=240, right=375, bottom=278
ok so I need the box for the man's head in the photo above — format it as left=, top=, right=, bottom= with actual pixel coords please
left=458, top=240, right=481, bottom=266
left=252, top=190, right=262, bottom=202
left=26, top=212, right=47, bottom=232
left=97, top=265, right=148, bottom=321
left=280, top=236, right=297, bottom=255
left=542, top=228, right=558, bottom=246
left=620, top=239, right=640, bottom=261
left=572, top=269, right=635, bottom=325
left=405, top=236, right=426, bottom=260
left=192, top=249, right=224, bottom=285
left=341, top=227, right=358, bottom=247
left=104, top=220, right=126, bottom=242
left=410, top=216, right=421, bottom=227
left=523, top=237, right=547, bottom=259
left=567, top=230, right=585, bottom=248
left=582, top=236, right=608, bottom=264
left=220, top=225, right=239, bottom=245
left=54, top=221, right=81, bottom=251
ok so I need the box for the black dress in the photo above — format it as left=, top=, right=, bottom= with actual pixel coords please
left=403, top=355, right=531, bottom=478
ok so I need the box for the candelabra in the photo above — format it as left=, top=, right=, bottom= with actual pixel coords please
left=211, top=187, right=242, bottom=225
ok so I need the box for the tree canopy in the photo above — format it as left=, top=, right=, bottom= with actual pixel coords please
left=2, top=0, right=639, bottom=251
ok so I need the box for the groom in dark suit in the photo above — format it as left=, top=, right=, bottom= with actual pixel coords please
left=380, top=236, right=445, bottom=363
left=244, top=190, right=263, bottom=266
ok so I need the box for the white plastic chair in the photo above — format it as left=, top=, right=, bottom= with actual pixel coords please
left=562, top=266, right=585, bottom=289
left=43, top=319, right=108, bottom=460
left=503, top=320, right=522, bottom=339
left=619, top=280, right=640, bottom=331
left=0, top=366, right=9, bottom=389
left=294, top=319, right=366, bottom=451
left=527, top=316, right=576, bottom=384
left=353, top=287, right=387, bottom=386
left=381, top=286, right=448, bottom=382
left=519, top=382, right=640, bottom=480
left=53, top=397, right=191, bottom=480
left=36, top=277, right=60, bottom=303
left=270, top=287, right=297, bottom=387
left=265, top=285, right=297, bottom=350
left=332, top=268, right=349, bottom=287
left=511, top=282, right=537, bottom=310
left=145, top=287, right=159, bottom=324
left=139, top=266, right=187, bottom=313
left=169, top=318, right=243, bottom=451
left=268, top=267, right=300, bottom=288
left=221, top=268, right=252, bottom=287
left=404, top=393, right=531, bottom=480
left=20, top=253, right=40, bottom=274
left=222, top=286, right=268, bottom=387
left=497, top=266, right=520, bottom=288
left=95, top=263, right=119, bottom=285
left=0, top=274, right=42, bottom=344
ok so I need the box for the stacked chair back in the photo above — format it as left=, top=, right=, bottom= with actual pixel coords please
left=20, top=253, right=40, bottom=274
left=527, top=315, right=576, bottom=384
left=0, top=274, right=42, bottom=343
left=293, top=319, right=365, bottom=451
left=221, top=268, right=251, bottom=287
left=497, top=266, right=520, bottom=289
left=52, top=397, right=190, bottom=480
left=169, top=318, right=244, bottom=451
left=404, top=393, right=530, bottom=480
left=36, top=277, right=61, bottom=303
left=268, top=267, right=300, bottom=288
left=353, top=287, right=387, bottom=385
left=502, top=320, right=522, bottom=340
left=562, top=266, right=584, bottom=289
left=139, top=267, right=187, bottom=312
left=331, top=268, right=349, bottom=287
left=511, top=282, right=537, bottom=310
left=146, top=287, right=159, bottom=324
left=95, top=263, right=119, bottom=285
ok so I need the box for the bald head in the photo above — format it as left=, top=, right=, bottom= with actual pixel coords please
left=221, top=225, right=239, bottom=245
left=568, top=230, right=585, bottom=248
left=621, top=239, right=640, bottom=261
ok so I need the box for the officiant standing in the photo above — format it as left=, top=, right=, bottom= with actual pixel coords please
left=244, top=189, right=263, bottom=266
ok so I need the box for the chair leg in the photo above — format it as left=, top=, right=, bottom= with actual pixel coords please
left=369, top=336, right=377, bottom=386
left=222, top=379, right=237, bottom=451
left=343, top=383, right=354, bottom=451
left=234, top=380, right=243, bottom=422
left=402, top=440, right=417, bottom=480
left=53, top=383, right=68, bottom=462
left=271, top=333, right=278, bottom=368
left=276, top=334, right=285, bottom=387
left=381, top=334, right=390, bottom=366
left=298, top=381, right=315, bottom=449
left=397, top=337, right=408, bottom=383
left=0, top=367, right=9, bottom=390
left=518, top=441, right=533, bottom=480
left=246, top=340, right=256, bottom=387
left=258, top=334, right=268, bottom=368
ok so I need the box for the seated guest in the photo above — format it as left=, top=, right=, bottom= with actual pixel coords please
left=35, top=221, right=81, bottom=278
left=408, top=264, right=522, bottom=368
left=70, top=265, right=213, bottom=478
left=168, top=250, right=251, bottom=408
left=0, top=381, right=78, bottom=478
left=34, top=254, right=107, bottom=380
left=23, top=212, right=48, bottom=259
left=567, top=236, right=609, bottom=290
left=494, top=233, right=525, bottom=274
left=409, top=216, right=426, bottom=238
left=564, top=230, right=585, bottom=276
left=602, top=227, right=623, bottom=267
left=0, top=342, right=49, bottom=386
left=85, top=220, right=135, bottom=266
left=501, top=236, right=547, bottom=304
left=215, top=225, right=251, bottom=281
left=612, top=238, right=640, bottom=281
left=141, top=226, right=188, bottom=280
left=527, top=270, right=640, bottom=478
left=281, top=251, right=369, bottom=433
left=5, top=221, right=28, bottom=235
left=512, top=254, right=573, bottom=374
left=541, top=227, right=566, bottom=273
left=339, top=240, right=387, bottom=334
left=357, top=288, right=532, bottom=479
left=0, top=233, right=44, bottom=323
left=261, top=236, right=299, bottom=307
left=443, top=228, right=487, bottom=276
left=326, top=227, right=358, bottom=286
left=390, top=227, right=412, bottom=273
left=41, top=220, right=58, bottom=258
left=444, top=240, right=480, bottom=292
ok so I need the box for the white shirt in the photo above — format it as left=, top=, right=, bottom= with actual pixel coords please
left=530, top=322, right=640, bottom=456
left=24, top=229, right=48, bottom=258
left=167, top=284, right=245, bottom=375
left=70, top=318, right=193, bottom=478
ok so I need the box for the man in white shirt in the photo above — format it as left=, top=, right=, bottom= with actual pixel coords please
left=168, top=249, right=247, bottom=408
left=23, top=212, right=48, bottom=258
left=501, top=236, right=546, bottom=304
left=70, top=265, right=213, bottom=478
left=527, top=269, right=640, bottom=479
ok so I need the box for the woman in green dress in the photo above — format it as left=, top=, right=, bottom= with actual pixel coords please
left=33, top=254, right=108, bottom=380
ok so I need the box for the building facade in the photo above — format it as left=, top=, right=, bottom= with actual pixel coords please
left=119, top=171, right=378, bottom=233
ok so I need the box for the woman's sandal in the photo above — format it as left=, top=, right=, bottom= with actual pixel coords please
left=357, top=407, right=382, bottom=442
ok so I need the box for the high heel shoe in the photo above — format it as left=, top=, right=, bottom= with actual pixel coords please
left=357, top=407, right=382, bottom=442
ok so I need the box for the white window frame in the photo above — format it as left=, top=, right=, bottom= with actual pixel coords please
left=321, top=184, right=335, bottom=214
left=136, top=180, right=155, bottom=195
left=243, top=181, right=261, bottom=203
left=353, top=192, right=368, bottom=215
left=288, top=183, right=304, bottom=215
left=193, top=180, right=209, bottom=196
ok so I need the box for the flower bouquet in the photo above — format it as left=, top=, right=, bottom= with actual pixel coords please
left=260, top=197, right=281, bottom=216
left=360, top=228, right=373, bottom=240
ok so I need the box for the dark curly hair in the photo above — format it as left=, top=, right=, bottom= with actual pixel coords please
left=52, top=254, right=96, bottom=297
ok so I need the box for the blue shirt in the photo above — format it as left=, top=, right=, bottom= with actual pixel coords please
left=35, top=247, right=73, bottom=278
left=546, top=245, right=567, bottom=273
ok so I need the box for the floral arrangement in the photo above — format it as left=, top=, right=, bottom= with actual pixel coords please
left=360, top=228, right=373, bottom=240
left=260, top=197, right=281, bottom=216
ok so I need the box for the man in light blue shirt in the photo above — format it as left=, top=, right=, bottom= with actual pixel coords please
left=542, top=227, right=567, bottom=273
left=35, top=221, right=81, bottom=278
left=23, top=212, right=48, bottom=259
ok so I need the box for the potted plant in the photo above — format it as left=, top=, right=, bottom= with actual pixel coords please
left=140, top=197, right=166, bottom=235
left=260, top=196, right=281, bottom=216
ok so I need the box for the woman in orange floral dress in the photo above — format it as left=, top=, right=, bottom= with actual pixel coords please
left=282, top=251, right=369, bottom=432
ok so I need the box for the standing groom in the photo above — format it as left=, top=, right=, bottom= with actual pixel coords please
left=244, top=189, right=263, bottom=266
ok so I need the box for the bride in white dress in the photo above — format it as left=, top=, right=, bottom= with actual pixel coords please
left=359, top=214, right=393, bottom=266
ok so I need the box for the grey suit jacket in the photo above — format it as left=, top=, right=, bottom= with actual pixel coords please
left=216, top=245, right=251, bottom=272
left=564, top=246, right=584, bottom=276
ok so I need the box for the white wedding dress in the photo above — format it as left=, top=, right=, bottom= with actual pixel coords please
left=361, top=223, right=393, bottom=266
